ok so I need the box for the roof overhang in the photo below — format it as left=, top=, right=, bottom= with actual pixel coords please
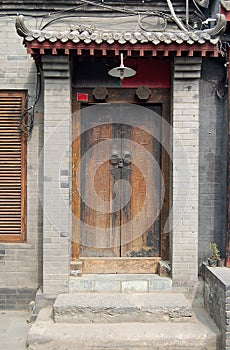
left=16, top=14, right=226, bottom=58
left=25, top=40, right=219, bottom=58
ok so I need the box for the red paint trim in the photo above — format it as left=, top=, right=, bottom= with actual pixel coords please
left=25, top=40, right=219, bottom=57
left=220, top=5, right=230, bottom=21
left=121, top=58, right=170, bottom=88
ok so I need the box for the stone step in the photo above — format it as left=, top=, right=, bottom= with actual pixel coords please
left=53, top=292, right=192, bottom=323
left=27, top=307, right=221, bottom=350
left=69, top=273, right=172, bottom=293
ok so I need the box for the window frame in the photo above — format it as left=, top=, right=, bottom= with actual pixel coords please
left=0, top=90, right=27, bottom=243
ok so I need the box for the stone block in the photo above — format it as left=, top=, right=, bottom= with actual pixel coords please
left=69, top=279, right=94, bottom=292
left=94, top=280, right=121, bottom=293
left=121, top=280, right=148, bottom=293
left=149, top=278, right=172, bottom=291
left=53, top=292, right=192, bottom=323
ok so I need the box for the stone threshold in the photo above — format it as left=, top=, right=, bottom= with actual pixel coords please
left=53, top=292, right=192, bottom=323
left=69, top=273, right=172, bottom=293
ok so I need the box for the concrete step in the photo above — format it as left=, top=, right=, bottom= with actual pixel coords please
left=53, top=292, right=192, bottom=323
left=27, top=307, right=221, bottom=350
left=69, top=274, right=172, bottom=293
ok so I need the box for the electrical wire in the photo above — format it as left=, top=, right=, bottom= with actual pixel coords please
left=14, top=0, right=174, bottom=32
left=165, top=0, right=188, bottom=31
left=77, top=0, right=139, bottom=14
left=20, top=64, right=42, bottom=138
left=138, top=14, right=168, bottom=32
left=0, top=2, right=175, bottom=32
left=0, top=5, right=86, bottom=18
left=76, top=0, right=167, bottom=16
left=41, top=13, right=140, bottom=30
left=0, top=13, right=49, bottom=18
left=216, top=72, right=228, bottom=99
left=40, top=14, right=89, bottom=30
left=192, top=0, right=207, bottom=20
left=186, top=0, right=189, bottom=26
left=39, top=5, right=87, bottom=29
left=216, top=41, right=228, bottom=99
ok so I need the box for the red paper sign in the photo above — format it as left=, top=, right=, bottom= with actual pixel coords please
left=76, top=93, right=88, bottom=102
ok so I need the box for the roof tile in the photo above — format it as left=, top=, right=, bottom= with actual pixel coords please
left=15, top=14, right=226, bottom=47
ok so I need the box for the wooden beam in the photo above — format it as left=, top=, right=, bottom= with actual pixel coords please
left=25, top=41, right=219, bottom=58
left=78, top=257, right=161, bottom=274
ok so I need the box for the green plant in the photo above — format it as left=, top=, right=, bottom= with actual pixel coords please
left=208, top=242, right=221, bottom=260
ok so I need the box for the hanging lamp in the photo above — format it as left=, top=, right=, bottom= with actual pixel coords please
left=108, top=53, right=136, bottom=80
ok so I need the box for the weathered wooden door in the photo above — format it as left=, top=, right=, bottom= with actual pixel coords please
left=72, top=89, right=170, bottom=272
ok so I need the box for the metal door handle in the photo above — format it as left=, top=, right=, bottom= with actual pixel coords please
left=118, top=159, right=124, bottom=168
left=122, top=151, right=132, bottom=165
left=110, top=150, right=120, bottom=165
left=110, top=150, right=132, bottom=166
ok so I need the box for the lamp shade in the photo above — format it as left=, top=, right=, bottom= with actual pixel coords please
left=108, top=53, right=136, bottom=80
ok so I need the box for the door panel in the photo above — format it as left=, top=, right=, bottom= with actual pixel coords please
left=120, top=125, right=158, bottom=257
left=72, top=88, right=171, bottom=265
left=74, top=104, right=161, bottom=258
left=80, top=111, right=120, bottom=257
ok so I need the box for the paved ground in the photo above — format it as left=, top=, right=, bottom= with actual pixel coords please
left=0, top=310, right=31, bottom=350
left=0, top=307, right=220, bottom=350
left=27, top=306, right=220, bottom=350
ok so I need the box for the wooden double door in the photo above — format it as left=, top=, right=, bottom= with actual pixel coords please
left=72, top=89, right=170, bottom=272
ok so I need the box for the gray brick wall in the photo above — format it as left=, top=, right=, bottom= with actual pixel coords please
left=0, top=16, right=42, bottom=308
left=0, top=288, right=36, bottom=310
left=204, top=265, right=230, bottom=350
left=171, top=57, right=201, bottom=289
left=42, top=55, right=71, bottom=296
left=199, top=58, right=227, bottom=265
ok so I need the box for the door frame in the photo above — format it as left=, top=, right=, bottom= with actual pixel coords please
left=72, top=87, right=171, bottom=262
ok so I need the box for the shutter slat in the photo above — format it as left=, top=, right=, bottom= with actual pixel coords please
left=0, top=92, right=26, bottom=240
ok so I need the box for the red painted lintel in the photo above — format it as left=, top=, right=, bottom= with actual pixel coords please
left=220, top=5, right=230, bottom=21
left=25, top=40, right=218, bottom=57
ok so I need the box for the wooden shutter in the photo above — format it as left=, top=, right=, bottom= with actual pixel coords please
left=0, top=91, right=27, bottom=242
